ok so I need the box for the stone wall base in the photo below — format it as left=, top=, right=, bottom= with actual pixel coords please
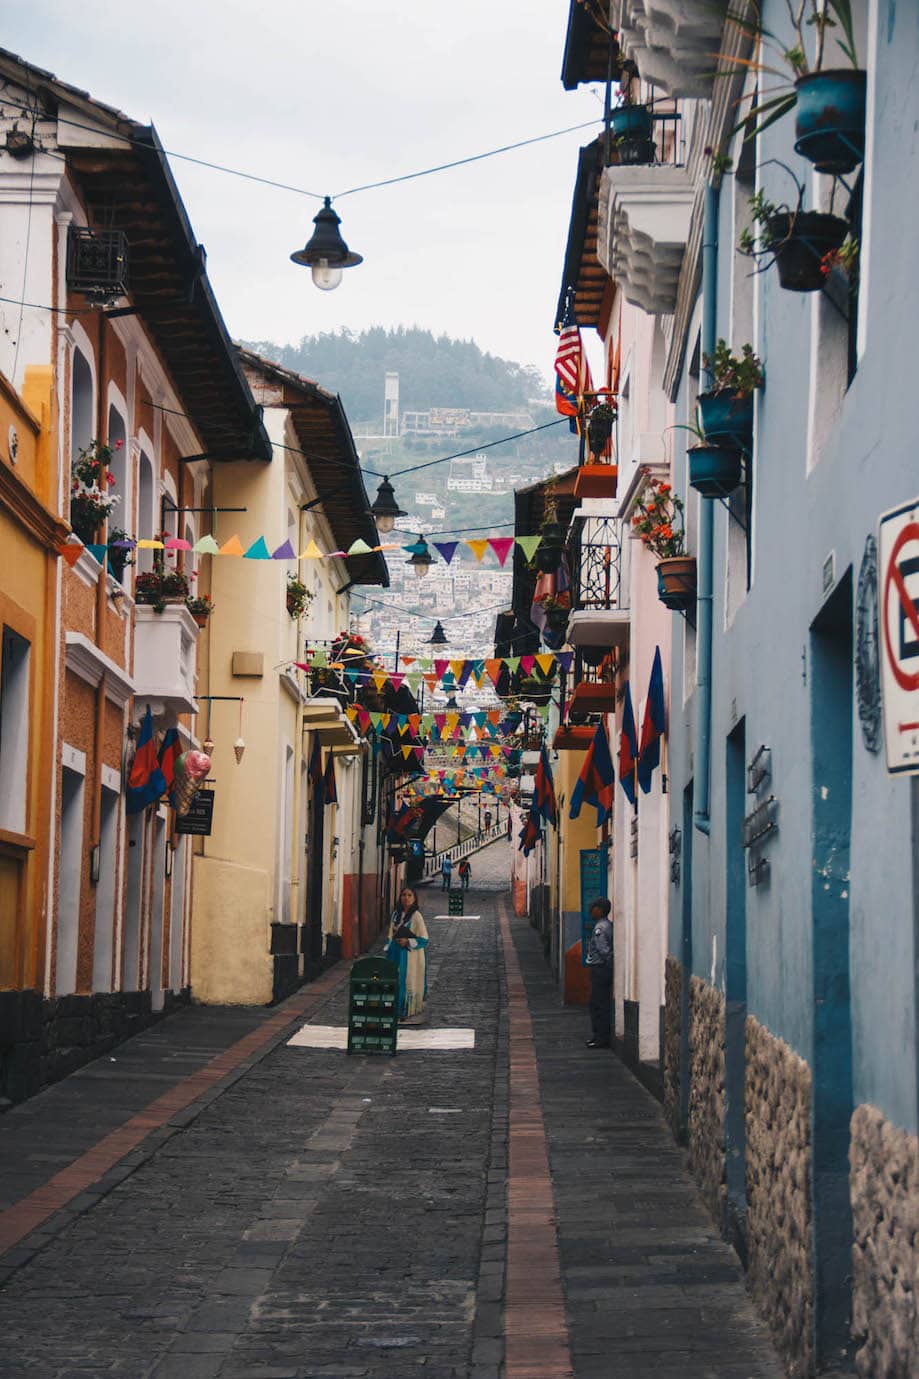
left=688, top=976, right=726, bottom=1227
left=0, top=987, right=189, bottom=1108
left=850, top=1103, right=918, bottom=1378
left=745, top=1015, right=813, bottom=1378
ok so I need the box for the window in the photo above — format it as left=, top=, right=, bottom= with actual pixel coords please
left=71, top=349, right=94, bottom=460
left=0, top=627, right=30, bottom=834
left=136, top=451, right=155, bottom=574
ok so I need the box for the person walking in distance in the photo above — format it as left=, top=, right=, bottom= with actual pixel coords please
left=458, top=857, right=471, bottom=891
left=440, top=855, right=453, bottom=891
left=384, top=887, right=429, bottom=1024
left=585, top=898, right=614, bottom=1048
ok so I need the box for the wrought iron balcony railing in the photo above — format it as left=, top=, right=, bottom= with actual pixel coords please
left=568, top=514, right=628, bottom=614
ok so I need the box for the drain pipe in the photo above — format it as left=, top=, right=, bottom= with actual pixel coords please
left=694, top=181, right=719, bottom=836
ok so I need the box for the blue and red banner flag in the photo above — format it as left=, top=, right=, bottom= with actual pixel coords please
left=618, top=682, right=638, bottom=806
left=126, top=705, right=167, bottom=816
left=637, top=647, right=666, bottom=794
left=158, top=727, right=182, bottom=797
left=308, top=734, right=323, bottom=793
left=534, top=743, right=558, bottom=826
left=569, top=721, right=615, bottom=827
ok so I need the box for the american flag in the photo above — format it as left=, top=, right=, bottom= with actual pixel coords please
left=555, top=291, right=592, bottom=420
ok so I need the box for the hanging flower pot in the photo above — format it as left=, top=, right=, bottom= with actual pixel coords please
left=656, top=556, right=697, bottom=611
left=544, top=606, right=570, bottom=635
left=535, top=520, right=565, bottom=572
left=767, top=211, right=848, bottom=292
left=586, top=402, right=616, bottom=458
left=519, top=677, right=552, bottom=707
left=697, top=392, right=754, bottom=451
left=574, top=464, right=618, bottom=500
left=579, top=644, right=608, bottom=669
left=688, top=444, right=744, bottom=499
left=611, top=104, right=654, bottom=165
left=794, top=70, right=867, bottom=176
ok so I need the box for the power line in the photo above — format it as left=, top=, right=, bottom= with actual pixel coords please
left=388, top=419, right=567, bottom=478
left=0, top=93, right=598, bottom=205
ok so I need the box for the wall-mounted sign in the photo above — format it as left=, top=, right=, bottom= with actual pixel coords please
left=579, top=846, right=608, bottom=966
left=878, top=498, right=919, bottom=775
left=174, top=789, right=215, bottom=836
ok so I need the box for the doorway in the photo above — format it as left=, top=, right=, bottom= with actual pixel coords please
left=809, top=573, right=854, bottom=1367
left=305, top=769, right=325, bottom=976
left=725, top=720, right=748, bottom=1261
left=122, top=813, right=145, bottom=990
left=57, top=767, right=84, bottom=995
left=149, top=815, right=166, bottom=1010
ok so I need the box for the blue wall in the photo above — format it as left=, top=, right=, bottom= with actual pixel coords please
left=667, top=0, right=919, bottom=1135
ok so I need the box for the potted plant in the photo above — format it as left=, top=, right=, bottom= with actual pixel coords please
left=70, top=439, right=121, bottom=545
left=738, top=182, right=848, bottom=293
left=185, top=593, right=214, bottom=627
left=535, top=591, right=571, bottom=635
left=726, top=1, right=864, bottom=175
left=286, top=574, right=313, bottom=620
left=609, top=59, right=654, bottom=165
left=697, top=340, right=764, bottom=451
left=134, top=564, right=191, bottom=614
left=575, top=399, right=620, bottom=499
left=631, top=481, right=696, bottom=610
left=534, top=488, right=566, bottom=573
left=106, top=527, right=134, bottom=582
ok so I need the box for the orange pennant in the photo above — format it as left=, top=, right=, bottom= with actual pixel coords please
left=58, top=542, right=84, bottom=568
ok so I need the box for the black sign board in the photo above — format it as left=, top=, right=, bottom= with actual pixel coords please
left=174, top=790, right=215, bottom=836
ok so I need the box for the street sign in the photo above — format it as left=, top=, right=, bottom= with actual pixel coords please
left=174, top=789, right=215, bottom=835
left=878, top=498, right=919, bottom=775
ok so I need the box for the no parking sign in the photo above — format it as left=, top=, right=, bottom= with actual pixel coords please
left=878, top=497, right=919, bottom=774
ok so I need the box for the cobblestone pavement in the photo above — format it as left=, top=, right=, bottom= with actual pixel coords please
left=0, top=841, right=784, bottom=1379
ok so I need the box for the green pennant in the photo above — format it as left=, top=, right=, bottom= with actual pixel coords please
left=194, top=534, right=220, bottom=555
left=506, top=656, right=521, bottom=672
left=516, top=535, right=541, bottom=562
left=312, top=648, right=328, bottom=668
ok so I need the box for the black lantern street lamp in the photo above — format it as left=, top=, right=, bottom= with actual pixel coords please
left=370, top=475, right=407, bottom=534
left=406, top=534, right=433, bottom=579
left=428, top=620, right=448, bottom=646
left=290, top=196, right=363, bottom=292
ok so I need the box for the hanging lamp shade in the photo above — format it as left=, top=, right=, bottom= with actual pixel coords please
left=370, top=475, right=407, bottom=534
left=428, top=619, right=448, bottom=646
left=407, top=534, right=432, bottom=578
left=290, top=196, right=363, bottom=291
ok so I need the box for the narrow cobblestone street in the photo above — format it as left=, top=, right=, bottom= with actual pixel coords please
left=0, top=843, right=783, bottom=1379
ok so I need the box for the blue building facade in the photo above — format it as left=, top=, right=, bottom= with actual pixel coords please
left=640, top=3, right=919, bottom=1374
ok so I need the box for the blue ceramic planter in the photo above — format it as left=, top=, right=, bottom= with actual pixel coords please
left=610, top=104, right=653, bottom=140
left=795, top=70, right=866, bottom=175
left=688, top=445, right=744, bottom=499
left=697, top=392, right=754, bottom=450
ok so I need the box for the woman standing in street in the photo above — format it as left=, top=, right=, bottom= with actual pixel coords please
left=384, top=886, right=429, bottom=1024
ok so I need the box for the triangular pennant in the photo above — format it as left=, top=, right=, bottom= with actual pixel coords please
left=489, top=537, right=515, bottom=566
left=535, top=653, right=556, bottom=677
left=506, top=656, right=521, bottom=673
left=271, top=539, right=297, bottom=560
left=347, top=538, right=373, bottom=555
left=466, top=538, right=489, bottom=562
left=219, top=534, right=245, bottom=556
left=484, top=659, right=503, bottom=687
left=194, top=535, right=220, bottom=555
left=58, top=541, right=84, bottom=567
left=244, top=536, right=272, bottom=559
left=434, top=659, right=449, bottom=679
left=87, top=543, right=108, bottom=565
left=516, top=535, right=542, bottom=562
left=433, top=541, right=459, bottom=565
left=164, top=536, right=192, bottom=551
left=372, top=671, right=389, bottom=691
left=136, top=538, right=165, bottom=550
left=520, top=655, right=536, bottom=675
left=300, top=540, right=323, bottom=559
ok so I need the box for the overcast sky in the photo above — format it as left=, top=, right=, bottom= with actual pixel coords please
left=5, top=0, right=603, bottom=379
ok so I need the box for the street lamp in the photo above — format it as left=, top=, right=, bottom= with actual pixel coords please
left=370, top=476, right=407, bottom=534
left=406, top=534, right=432, bottom=579
left=428, top=620, right=448, bottom=646
left=290, top=197, right=363, bottom=291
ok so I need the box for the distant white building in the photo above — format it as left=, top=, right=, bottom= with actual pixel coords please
left=447, top=454, right=494, bottom=493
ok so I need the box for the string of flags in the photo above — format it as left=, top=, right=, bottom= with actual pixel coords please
left=296, top=650, right=573, bottom=693
left=57, top=531, right=554, bottom=569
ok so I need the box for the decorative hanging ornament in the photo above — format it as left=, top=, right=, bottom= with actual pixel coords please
left=234, top=738, right=246, bottom=765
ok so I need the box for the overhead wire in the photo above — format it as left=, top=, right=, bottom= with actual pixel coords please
left=0, top=93, right=599, bottom=205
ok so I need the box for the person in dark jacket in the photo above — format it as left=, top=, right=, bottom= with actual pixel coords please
left=585, top=898, right=614, bottom=1048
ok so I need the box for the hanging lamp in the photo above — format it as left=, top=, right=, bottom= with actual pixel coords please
left=370, top=475, right=406, bottom=534
left=406, top=534, right=432, bottom=579
left=290, top=197, right=363, bottom=291
left=428, top=619, right=448, bottom=646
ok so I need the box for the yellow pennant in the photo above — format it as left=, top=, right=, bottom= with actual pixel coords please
left=219, top=534, right=245, bottom=557
left=466, top=539, right=489, bottom=562
left=535, top=653, right=556, bottom=677
left=299, top=539, right=323, bottom=559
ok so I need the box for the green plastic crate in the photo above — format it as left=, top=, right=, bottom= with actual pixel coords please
left=347, top=955, right=399, bottom=1055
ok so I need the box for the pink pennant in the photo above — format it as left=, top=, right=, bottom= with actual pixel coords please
left=520, top=654, right=536, bottom=674
left=489, top=537, right=515, bottom=566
